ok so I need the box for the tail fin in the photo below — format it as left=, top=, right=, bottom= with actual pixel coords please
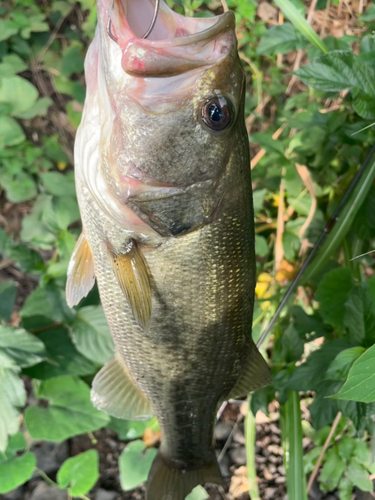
left=146, top=451, right=222, bottom=500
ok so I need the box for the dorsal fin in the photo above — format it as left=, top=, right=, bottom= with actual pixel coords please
left=66, top=232, right=95, bottom=308
left=108, top=240, right=152, bottom=329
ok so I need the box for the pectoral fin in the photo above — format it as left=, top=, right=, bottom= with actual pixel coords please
left=91, top=352, right=153, bottom=420
left=228, top=341, right=271, bottom=399
left=66, top=232, right=95, bottom=308
left=108, top=241, right=152, bottom=329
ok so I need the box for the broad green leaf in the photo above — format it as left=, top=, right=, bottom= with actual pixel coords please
left=0, top=20, right=18, bottom=41
left=337, top=436, right=356, bottom=461
left=296, top=51, right=375, bottom=119
left=20, top=195, right=57, bottom=249
left=40, top=171, right=76, bottom=197
left=0, top=171, right=37, bottom=203
left=0, top=116, right=25, bottom=147
left=0, top=281, right=17, bottom=322
left=344, top=284, right=375, bottom=344
left=42, top=195, right=80, bottom=231
left=57, top=450, right=99, bottom=496
left=303, top=446, right=322, bottom=474
left=326, top=347, right=365, bottom=381
left=331, top=344, right=375, bottom=402
left=7, top=245, right=44, bottom=274
left=319, top=447, right=345, bottom=491
left=20, top=282, right=74, bottom=323
left=109, top=418, right=151, bottom=440
left=0, top=451, right=36, bottom=494
left=338, top=475, right=354, bottom=500
left=255, top=235, right=268, bottom=257
left=0, top=75, right=38, bottom=116
left=346, top=462, right=373, bottom=491
left=273, top=0, right=327, bottom=54
left=186, top=486, right=210, bottom=500
left=0, top=54, right=27, bottom=76
left=0, top=369, right=26, bottom=452
left=0, top=325, right=46, bottom=368
left=71, top=306, right=114, bottom=365
left=281, top=391, right=307, bottom=500
left=257, top=23, right=307, bottom=55
left=17, top=97, right=52, bottom=119
left=315, top=267, right=354, bottom=330
left=61, top=44, right=84, bottom=78
left=119, top=440, right=157, bottom=491
left=25, top=376, right=110, bottom=441
left=24, top=327, right=96, bottom=379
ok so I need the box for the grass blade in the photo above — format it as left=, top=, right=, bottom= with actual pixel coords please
left=302, top=157, right=375, bottom=283
left=245, top=398, right=260, bottom=500
left=281, top=391, right=307, bottom=500
left=273, top=0, right=328, bottom=54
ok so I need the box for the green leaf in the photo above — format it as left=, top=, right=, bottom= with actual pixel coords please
left=0, top=20, right=18, bottom=42
left=255, top=235, right=269, bottom=257
left=344, top=284, right=375, bottom=344
left=0, top=369, right=26, bottom=452
left=319, top=447, right=345, bottom=491
left=338, top=475, right=354, bottom=500
left=281, top=391, right=307, bottom=500
left=25, top=376, right=110, bottom=442
left=273, top=0, right=327, bottom=53
left=0, top=281, right=17, bottom=322
left=40, top=171, right=76, bottom=197
left=61, top=44, right=84, bottom=78
left=42, top=196, right=80, bottom=231
left=0, top=75, right=38, bottom=116
left=346, top=462, right=373, bottom=491
left=24, top=327, right=96, bottom=379
left=57, top=450, right=99, bottom=496
left=331, top=344, right=375, bottom=402
left=337, top=436, right=356, bottom=461
left=71, top=306, right=114, bottom=365
left=296, top=51, right=375, bottom=119
left=257, top=23, right=307, bottom=55
left=109, top=418, right=151, bottom=440
left=0, top=54, right=27, bottom=76
left=17, top=97, right=52, bottom=119
left=315, top=267, right=354, bottom=330
left=119, top=440, right=157, bottom=491
left=0, top=450, right=36, bottom=494
left=0, top=171, right=37, bottom=203
left=326, top=347, right=365, bottom=381
left=0, top=325, right=46, bottom=368
left=0, top=116, right=25, bottom=147
left=186, top=486, right=210, bottom=500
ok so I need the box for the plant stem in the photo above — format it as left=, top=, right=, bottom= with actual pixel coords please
left=245, top=398, right=261, bottom=500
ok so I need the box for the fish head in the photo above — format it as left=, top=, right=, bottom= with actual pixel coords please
left=89, top=0, right=248, bottom=236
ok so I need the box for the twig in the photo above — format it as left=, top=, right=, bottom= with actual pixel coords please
left=0, top=259, right=15, bottom=271
left=277, top=12, right=284, bottom=67
left=307, top=412, right=342, bottom=493
left=275, top=171, right=285, bottom=272
left=295, top=164, right=317, bottom=241
left=218, top=416, right=241, bottom=462
left=220, top=0, right=229, bottom=12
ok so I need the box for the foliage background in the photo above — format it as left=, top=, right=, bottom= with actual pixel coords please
left=1, top=0, right=375, bottom=499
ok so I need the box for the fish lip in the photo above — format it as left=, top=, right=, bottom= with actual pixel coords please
left=107, top=0, right=235, bottom=47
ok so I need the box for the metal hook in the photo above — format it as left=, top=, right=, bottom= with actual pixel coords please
left=142, top=0, right=161, bottom=39
left=107, top=0, right=161, bottom=43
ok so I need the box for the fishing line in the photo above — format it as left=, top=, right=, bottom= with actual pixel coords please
left=257, top=141, right=375, bottom=349
left=142, top=0, right=161, bottom=39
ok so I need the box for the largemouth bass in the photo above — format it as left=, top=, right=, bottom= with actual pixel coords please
left=67, top=0, right=270, bottom=498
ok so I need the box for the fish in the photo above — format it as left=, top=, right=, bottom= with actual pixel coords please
left=66, top=0, right=271, bottom=498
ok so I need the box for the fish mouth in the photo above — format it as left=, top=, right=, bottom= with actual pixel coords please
left=100, top=0, right=236, bottom=76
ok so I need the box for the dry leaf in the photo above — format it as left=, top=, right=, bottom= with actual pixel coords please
left=229, top=466, right=250, bottom=498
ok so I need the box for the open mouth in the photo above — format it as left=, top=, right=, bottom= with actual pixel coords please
left=108, top=0, right=234, bottom=44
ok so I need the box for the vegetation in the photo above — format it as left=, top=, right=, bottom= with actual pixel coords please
left=1, top=0, right=375, bottom=498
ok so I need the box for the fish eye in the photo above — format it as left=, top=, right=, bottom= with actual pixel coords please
left=201, top=96, right=232, bottom=132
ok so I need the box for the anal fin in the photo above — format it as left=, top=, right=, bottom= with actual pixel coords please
left=108, top=241, right=152, bottom=329
left=228, top=341, right=271, bottom=399
left=91, top=352, right=153, bottom=420
left=66, top=232, right=95, bottom=308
